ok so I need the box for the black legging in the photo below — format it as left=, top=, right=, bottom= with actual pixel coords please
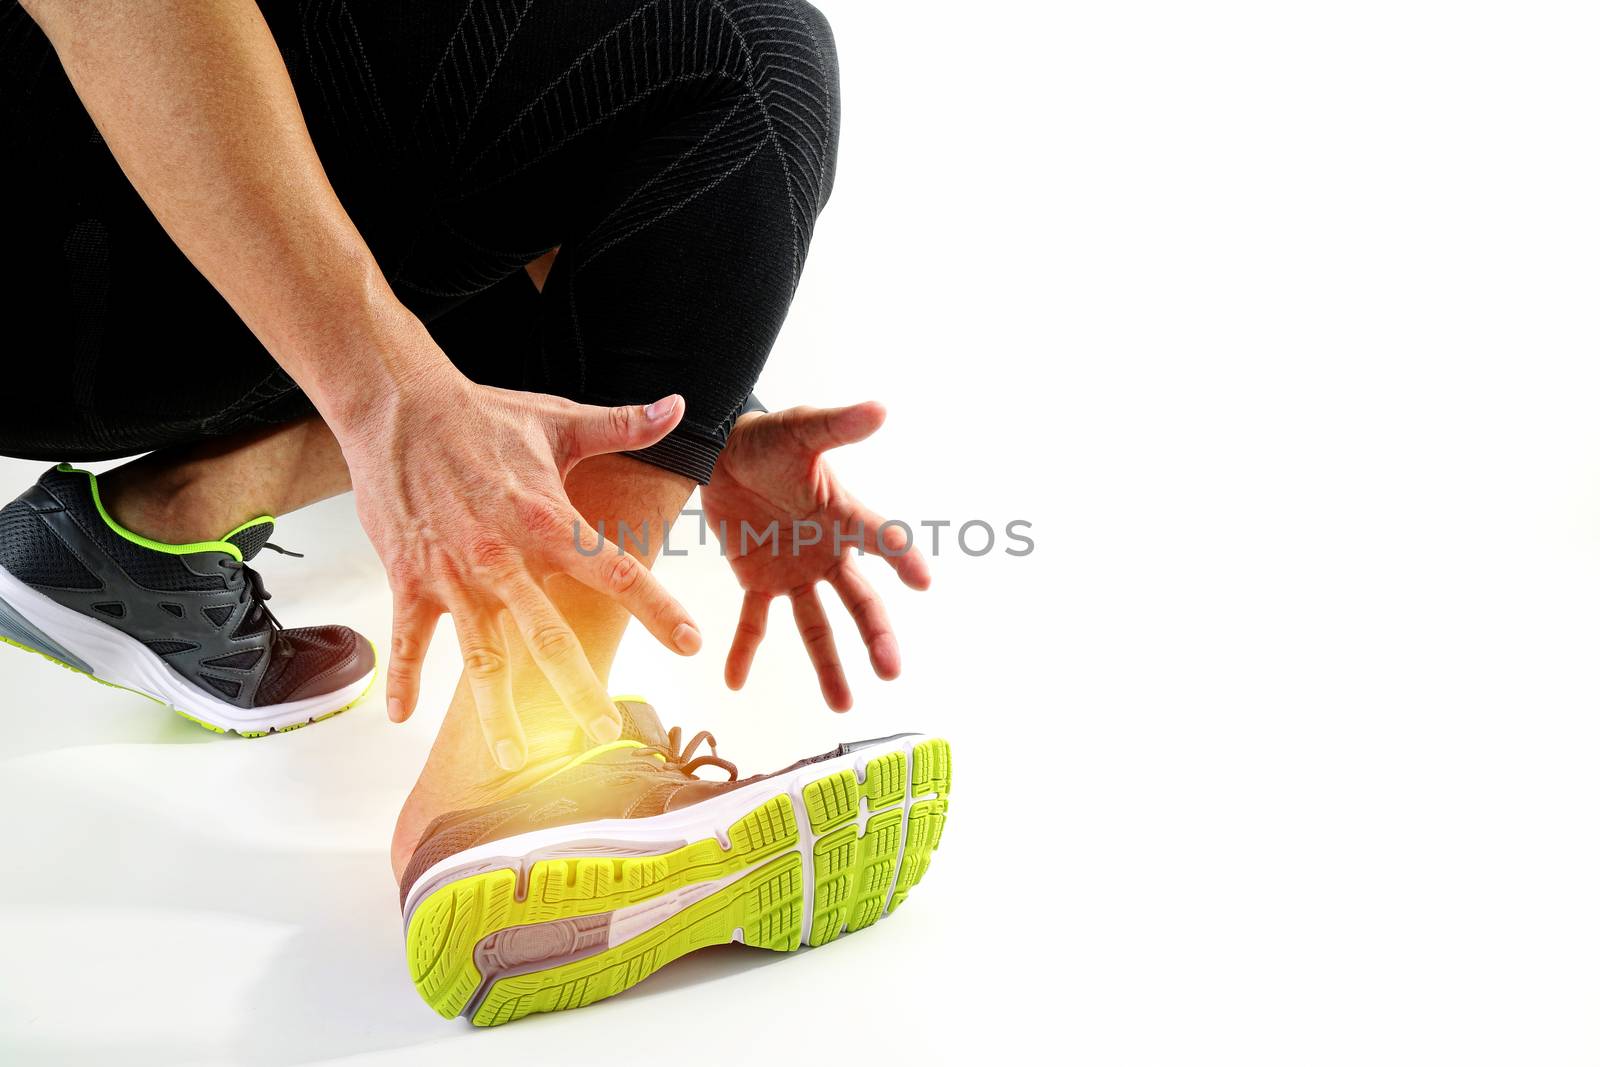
left=0, top=0, right=839, bottom=483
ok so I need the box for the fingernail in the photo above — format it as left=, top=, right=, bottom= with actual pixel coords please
left=591, top=715, right=621, bottom=743
left=646, top=395, right=679, bottom=421
left=494, top=739, right=525, bottom=771
left=388, top=697, right=404, bottom=722
left=673, top=622, right=702, bottom=654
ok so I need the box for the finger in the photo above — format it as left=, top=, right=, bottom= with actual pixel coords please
left=725, top=591, right=772, bottom=690
left=499, top=570, right=622, bottom=743
left=450, top=602, right=529, bottom=772
left=561, top=394, right=685, bottom=465
left=386, top=593, right=440, bottom=723
left=566, top=517, right=701, bottom=656
left=853, top=503, right=933, bottom=591
left=828, top=560, right=901, bottom=680
left=783, top=401, right=886, bottom=453
left=791, top=584, right=851, bottom=712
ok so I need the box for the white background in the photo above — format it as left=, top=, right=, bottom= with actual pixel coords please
left=3, top=1, right=1599, bottom=1063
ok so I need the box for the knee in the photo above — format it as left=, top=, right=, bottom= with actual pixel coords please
left=791, top=1, right=841, bottom=207
left=723, top=0, right=842, bottom=212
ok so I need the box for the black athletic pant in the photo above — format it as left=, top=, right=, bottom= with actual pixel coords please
left=0, top=0, right=839, bottom=483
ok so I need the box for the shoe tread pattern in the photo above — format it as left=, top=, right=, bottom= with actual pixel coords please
left=405, top=739, right=952, bottom=1024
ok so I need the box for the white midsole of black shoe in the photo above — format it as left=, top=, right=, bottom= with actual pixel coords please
left=0, top=563, right=375, bottom=733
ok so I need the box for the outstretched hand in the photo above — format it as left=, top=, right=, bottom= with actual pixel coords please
left=700, top=402, right=930, bottom=710
left=340, top=357, right=701, bottom=771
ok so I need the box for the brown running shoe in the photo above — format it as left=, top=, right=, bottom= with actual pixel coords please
left=400, top=698, right=952, bottom=1024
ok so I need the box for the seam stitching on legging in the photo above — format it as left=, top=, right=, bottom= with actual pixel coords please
left=454, top=0, right=820, bottom=289
left=338, top=1, right=394, bottom=144
left=414, top=0, right=540, bottom=170
left=302, top=2, right=395, bottom=156
left=457, top=0, right=664, bottom=183
left=565, top=278, right=588, bottom=397
left=397, top=68, right=735, bottom=295
left=398, top=217, right=543, bottom=298
left=453, top=1, right=774, bottom=198
left=406, top=0, right=832, bottom=312
left=196, top=371, right=298, bottom=434
left=704, top=0, right=801, bottom=288
left=577, top=89, right=763, bottom=268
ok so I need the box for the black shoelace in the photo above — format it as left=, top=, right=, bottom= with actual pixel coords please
left=218, top=542, right=302, bottom=637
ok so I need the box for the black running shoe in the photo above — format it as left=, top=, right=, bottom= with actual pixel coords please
left=0, top=465, right=377, bottom=735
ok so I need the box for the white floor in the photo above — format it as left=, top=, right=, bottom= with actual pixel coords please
left=7, top=3, right=1600, bottom=1063
left=0, top=468, right=1045, bottom=1066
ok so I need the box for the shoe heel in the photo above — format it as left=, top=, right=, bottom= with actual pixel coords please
left=0, top=587, right=94, bottom=675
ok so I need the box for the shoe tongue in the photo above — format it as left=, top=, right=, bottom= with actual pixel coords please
left=614, top=698, right=668, bottom=748
left=223, top=520, right=275, bottom=561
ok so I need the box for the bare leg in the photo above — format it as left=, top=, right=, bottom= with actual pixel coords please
left=391, top=452, right=694, bottom=882
left=96, top=416, right=351, bottom=543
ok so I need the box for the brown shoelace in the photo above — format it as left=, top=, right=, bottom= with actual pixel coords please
left=640, top=725, right=738, bottom=780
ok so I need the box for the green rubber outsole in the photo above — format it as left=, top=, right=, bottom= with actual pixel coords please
left=406, top=737, right=953, bottom=1024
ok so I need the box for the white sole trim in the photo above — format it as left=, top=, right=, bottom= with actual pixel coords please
left=402, top=734, right=929, bottom=922
left=0, top=562, right=374, bottom=733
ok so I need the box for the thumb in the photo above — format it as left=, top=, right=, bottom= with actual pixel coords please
left=562, top=394, right=684, bottom=465
left=785, top=401, right=886, bottom=453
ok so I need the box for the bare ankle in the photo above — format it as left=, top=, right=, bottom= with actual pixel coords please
left=92, top=419, right=349, bottom=545
left=97, top=462, right=235, bottom=544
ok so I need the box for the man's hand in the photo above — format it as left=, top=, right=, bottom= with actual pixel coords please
left=344, top=358, right=703, bottom=770
left=701, top=402, right=930, bottom=711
